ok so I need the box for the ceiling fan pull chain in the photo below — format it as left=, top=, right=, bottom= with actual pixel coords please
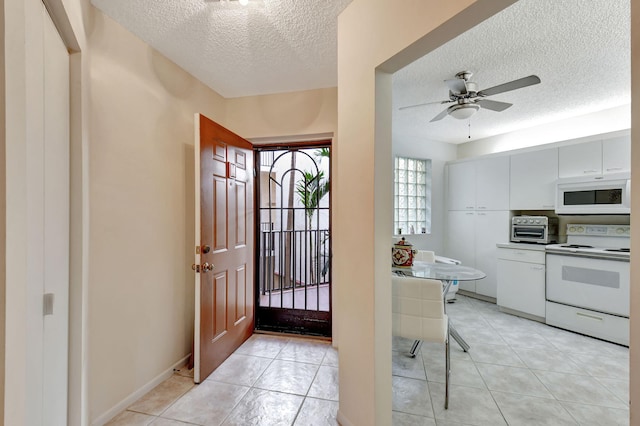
left=468, top=120, right=471, bottom=139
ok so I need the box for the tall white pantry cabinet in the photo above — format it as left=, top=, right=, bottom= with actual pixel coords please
left=445, top=156, right=510, bottom=298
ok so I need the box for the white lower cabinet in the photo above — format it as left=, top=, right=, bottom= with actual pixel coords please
left=497, top=248, right=546, bottom=319
left=445, top=211, right=509, bottom=298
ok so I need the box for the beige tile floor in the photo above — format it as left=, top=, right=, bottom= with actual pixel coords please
left=108, top=294, right=629, bottom=425
left=392, top=294, right=630, bottom=426
left=106, top=335, right=338, bottom=425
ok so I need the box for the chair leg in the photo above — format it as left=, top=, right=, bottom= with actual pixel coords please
left=408, top=340, right=421, bottom=358
left=445, top=323, right=450, bottom=409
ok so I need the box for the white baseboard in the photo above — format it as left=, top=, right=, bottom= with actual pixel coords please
left=336, top=409, right=355, bottom=426
left=91, top=354, right=191, bottom=426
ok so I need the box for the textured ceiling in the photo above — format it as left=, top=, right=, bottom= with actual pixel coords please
left=393, top=0, right=630, bottom=144
left=90, top=0, right=353, bottom=98
left=90, top=0, right=629, bottom=144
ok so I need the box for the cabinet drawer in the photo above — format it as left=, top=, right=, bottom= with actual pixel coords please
left=497, top=248, right=545, bottom=264
left=546, top=301, right=629, bottom=346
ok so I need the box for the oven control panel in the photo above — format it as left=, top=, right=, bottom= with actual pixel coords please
left=566, top=224, right=630, bottom=237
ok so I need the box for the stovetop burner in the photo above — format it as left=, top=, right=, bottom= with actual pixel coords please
left=560, top=244, right=594, bottom=249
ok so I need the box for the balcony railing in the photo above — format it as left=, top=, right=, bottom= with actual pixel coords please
left=259, top=224, right=330, bottom=296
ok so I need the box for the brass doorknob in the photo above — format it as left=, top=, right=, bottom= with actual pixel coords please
left=191, top=264, right=200, bottom=273
left=202, top=262, right=214, bottom=272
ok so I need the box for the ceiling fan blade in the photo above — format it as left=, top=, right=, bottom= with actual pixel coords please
left=477, top=75, right=541, bottom=97
left=430, top=108, right=450, bottom=122
left=475, top=99, right=513, bottom=112
left=445, top=78, right=468, bottom=94
left=398, top=99, right=451, bottom=111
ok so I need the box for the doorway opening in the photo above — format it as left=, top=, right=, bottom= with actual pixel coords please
left=255, top=144, right=331, bottom=337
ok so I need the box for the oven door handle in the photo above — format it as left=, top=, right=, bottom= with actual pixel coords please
left=514, top=231, right=544, bottom=236
left=576, top=312, right=604, bottom=321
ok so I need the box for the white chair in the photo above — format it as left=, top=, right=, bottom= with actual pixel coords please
left=392, top=275, right=451, bottom=409
left=416, top=249, right=461, bottom=266
left=414, top=249, right=436, bottom=263
left=415, top=250, right=461, bottom=302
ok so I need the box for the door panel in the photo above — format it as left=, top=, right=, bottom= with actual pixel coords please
left=236, top=181, right=247, bottom=245
left=194, top=114, right=254, bottom=382
left=213, top=176, right=227, bottom=251
left=235, top=266, right=247, bottom=323
left=213, top=272, right=228, bottom=340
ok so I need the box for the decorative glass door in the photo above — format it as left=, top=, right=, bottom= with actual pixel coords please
left=255, top=145, right=331, bottom=336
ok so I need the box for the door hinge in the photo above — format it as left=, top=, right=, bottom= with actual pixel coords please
left=195, top=245, right=201, bottom=254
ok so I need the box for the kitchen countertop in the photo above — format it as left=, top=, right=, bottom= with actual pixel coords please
left=496, top=242, right=550, bottom=251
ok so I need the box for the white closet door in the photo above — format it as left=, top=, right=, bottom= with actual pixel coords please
left=42, top=5, right=70, bottom=425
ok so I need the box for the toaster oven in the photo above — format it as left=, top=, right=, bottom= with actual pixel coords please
left=511, top=216, right=558, bottom=244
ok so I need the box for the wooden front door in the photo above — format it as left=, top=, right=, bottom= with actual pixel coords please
left=194, top=114, right=254, bottom=383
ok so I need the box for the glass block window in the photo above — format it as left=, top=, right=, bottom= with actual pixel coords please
left=394, top=156, right=432, bottom=235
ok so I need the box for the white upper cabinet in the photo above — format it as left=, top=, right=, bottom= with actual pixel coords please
left=476, top=156, right=510, bottom=210
left=447, top=156, right=509, bottom=211
left=602, top=135, right=631, bottom=175
left=558, top=134, right=630, bottom=178
left=447, top=161, right=476, bottom=210
left=559, top=140, right=602, bottom=178
left=510, top=148, right=558, bottom=210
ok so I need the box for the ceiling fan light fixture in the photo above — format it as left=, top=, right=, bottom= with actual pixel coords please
left=448, top=103, right=479, bottom=120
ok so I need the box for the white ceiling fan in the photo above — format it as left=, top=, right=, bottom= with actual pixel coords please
left=400, top=71, right=541, bottom=122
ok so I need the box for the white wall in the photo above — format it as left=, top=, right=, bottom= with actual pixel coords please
left=457, top=104, right=631, bottom=159
left=393, top=137, right=456, bottom=254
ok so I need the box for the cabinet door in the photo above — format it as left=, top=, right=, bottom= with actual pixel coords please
left=559, top=140, right=602, bottom=178
left=510, top=148, right=558, bottom=210
left=447, top=162, right=476, bottom=211
left=476, top=156, right=510, bottom=210
left=602, top=135, right=630, bottom=175
left=445, top=211, right=476, bottom=292
left=497, top=258, right=545, bottom=318
left=475, top=211, right=510, bottom=298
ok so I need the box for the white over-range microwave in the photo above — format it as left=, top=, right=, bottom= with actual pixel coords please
left=555, top=173, right=631, bottom=214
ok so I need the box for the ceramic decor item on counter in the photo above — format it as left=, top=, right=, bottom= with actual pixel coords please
left=392, top=237, right=417, bottom=268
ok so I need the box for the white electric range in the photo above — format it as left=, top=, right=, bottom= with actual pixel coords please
left=545, top=224, right=630, bottom=346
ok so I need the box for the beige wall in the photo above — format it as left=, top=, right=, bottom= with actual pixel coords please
left=0, top=0, right=5, bottom=421
left=86, top=10, right=339, bottom=422
left=226, top=88, right=337, bottom=139
left=87, top=11, right=224, bottom=420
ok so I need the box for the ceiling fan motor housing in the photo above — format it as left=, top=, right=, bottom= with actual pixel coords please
left=448, top=103, right=480, bottom=120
